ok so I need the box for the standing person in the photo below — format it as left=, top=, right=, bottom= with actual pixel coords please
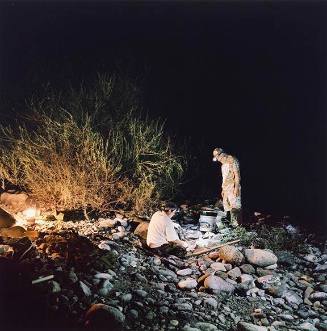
left=212, top=147, right=241, bottom=227
left=146, top=202, right=188, bottom=257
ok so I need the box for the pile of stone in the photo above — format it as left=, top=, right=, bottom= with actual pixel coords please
left=0, top=203, right=326, bottom=331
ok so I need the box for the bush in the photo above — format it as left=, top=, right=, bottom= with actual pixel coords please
left=0, top=74, right=185, bottom=215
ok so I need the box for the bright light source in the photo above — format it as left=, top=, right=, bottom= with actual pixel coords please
left=23, top=207, right=37, bottom=219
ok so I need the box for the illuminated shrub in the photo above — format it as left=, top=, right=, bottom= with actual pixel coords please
left=0, top=74, right=184, bottom=215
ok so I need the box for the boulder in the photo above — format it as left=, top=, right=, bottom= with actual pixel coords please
left=0, top=226, right=25, bottom=238
left=244, top=249, right=278, bottom=267
left=0, top=208, right=16, bottom=228
left=0, top=191, right=30, bottom=212
left=218, top=245, right=245, bottom=265
left=134, top=222, right=149, bottom=240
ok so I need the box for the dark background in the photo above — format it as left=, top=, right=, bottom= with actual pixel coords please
left=0, top=1, right=326, bottom=233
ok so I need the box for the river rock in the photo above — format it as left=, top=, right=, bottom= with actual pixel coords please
left=204, top=275, right=235, bottom=293
left=172, top=303, right=193, bottom=311
left=80, top=281, right=92, bottom=296
left=134, top=289, right=148, bottom=298
left=0, top=208, right=16, bottom=228
left=315, top=263, right=327, bottom=272
left=239, top=274, right=254, bottom=283
left=227, top=267, right=242, bottom=280
left=0, top=192, right=30, bottom=213
left=194, top=322, right=218, bottom=331
left=134, top=222, right=149, bottom=239
left=98, top=218, right=117, bottom=228
left=310, top=292, right=327, bottom=301
left=244, top=249, right=278, bottom=267
left=178, top=278, right=198, bottom=289
left=218, top=245, right=245, bottom=265
left=208, top=251, right=220, bottom=260
left=210, top=262, right=226, bottom=272
left=120, top=293, right=132, bottom=304
left=237, top=321, right=268, bottom=331
left=283, top=289, right=303, bottom=305
left=203, top=297, right=218, bottom=309
left=297, top=322, right=318, bottom=331
left=240, top=264, right=256, bottom=274
left=85, top=304, right=125, bottom=329
left=177, top=268, right=193, bottom=276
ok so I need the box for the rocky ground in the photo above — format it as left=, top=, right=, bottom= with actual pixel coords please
left=0, top=205, right=327, bottom=331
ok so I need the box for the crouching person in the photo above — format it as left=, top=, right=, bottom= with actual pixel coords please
left=146, top=202, right=188, bottom=258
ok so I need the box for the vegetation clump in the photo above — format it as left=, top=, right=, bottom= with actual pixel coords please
left=0, top=74, right=184, bottom=215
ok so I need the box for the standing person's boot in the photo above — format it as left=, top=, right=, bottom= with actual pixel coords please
left=230, top=208, right=241, bottom=228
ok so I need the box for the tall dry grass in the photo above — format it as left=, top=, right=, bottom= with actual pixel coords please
left=0, top=74, right=185, bottom=215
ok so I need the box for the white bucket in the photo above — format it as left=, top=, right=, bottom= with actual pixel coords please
left=199, top=214, right=216, bottom=232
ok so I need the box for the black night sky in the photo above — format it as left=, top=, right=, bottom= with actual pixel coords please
left=0, top=1, right=326, bottom=232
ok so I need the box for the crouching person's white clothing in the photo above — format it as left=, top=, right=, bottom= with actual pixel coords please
left=146, top=211, right=179, bottom=248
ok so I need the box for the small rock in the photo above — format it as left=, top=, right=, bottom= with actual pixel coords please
left=283, top=290, right=303, bottom=305
left=210, top=262, right=226, bottom=272
left=256, top=275, right=273, bottom=285
left=315, top=263, right=327, bottom=272
left=279, top=314, right=294, bottom=321
left=194, top=322, right=218, bottom=331
left=181, top=326, right=201, bottom=331
left=227, top=267, right=242, bottom=280
left=204, top=275, right=235, bottom=293
left=256, top=268, right=273, bottom=277
left=172, top=303, right=193, bottom=311
left=203, top=297, right=218, bottom=309
left=237, top=321, right=268, bottom=331
left=297, top=322, right=318, bottom=331
left=127, top=309, right=138, bottom=320
left=239, top=274, right=254, bottom=283
left=68, top=269, right=78, bottom=283
left=85, top=304, right=125, bottom=329
left=98, top=218, right=117, bottom=228
left=94, top=273, right=113, bottom=280
left=177, top=268, right=193, bottom=276
left=120, top=293, right=132, bottom=303
left=240, top=264, right=256, bottom=274
left=208, top=251, right=220, bottom=260
left=153, top=256, right=161, bottom=265
left=170, top=320, right=179, bottom=327
left=80, top=281, right=92, bottom=297
left=265, top=263, right=277, bottom=270
left=178, top=278, right=197, bottom=289
left=134, top=289, right=148, bottom=298
left=316, top=322, right=327, bottom=331
left=51, top=280, right=61, bottom=293
left=310, top=292, right=327, bottom=301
